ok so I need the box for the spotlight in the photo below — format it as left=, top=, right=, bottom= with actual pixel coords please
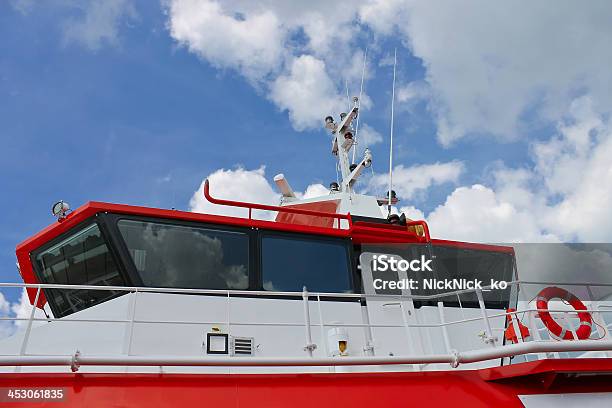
left=324, top=116, right=336, bottom=131
left=51, top=201, right=70, bottom=221
left=387, top=214, right=400, bottom=225
left=330, top=182, right=340, bottom=192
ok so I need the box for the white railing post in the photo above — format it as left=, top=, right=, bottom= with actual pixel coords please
left=316, top=295, right=330, bottom=358
left=437, top=302, right=452, bottom=354
left=562, top=313, right=579, bottom=341
left=527, top=309, right=550, bottom=360
left=586, top=285, right=612, bottom=357
left=226, top=290, right=231, bottom=334
left=124, top=289, right=139, bottom=356
left=15, top=285, right=41, bottom=373
left=18, top=286, right=41, bottom=356
left=360, top=301, right=375, bottom=356
left=302, top=287, right=316, bottom=356
left=476, top=289, right=496, bottom=347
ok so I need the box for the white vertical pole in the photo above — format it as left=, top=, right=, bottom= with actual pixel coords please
left=19, top=286, right=41, bottom=356
left=302, top=287, right=316, bottom=357
left=352, top=48, right=368, bottom=164
left=125, top=289, right=139, bottom=356
left=387, top=48, right=397, bottom=216
left=476, top=289, right=496, bottom=348
left=527, top=309, right=549, bottom=360
left=437, top=302, right=452, bottom=354
left=15, top=286, right=41, bottom=373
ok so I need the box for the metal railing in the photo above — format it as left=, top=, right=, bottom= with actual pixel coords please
left=0, top=281, right=611, bottom=372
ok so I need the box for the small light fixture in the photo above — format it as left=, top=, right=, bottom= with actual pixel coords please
left=324, top=116, right=336, bottom=131
left=388, top=214, right=400, bottom=225
left=51, top=201, right=70, bottom=221
left=330, top=182, right=340, bottom=192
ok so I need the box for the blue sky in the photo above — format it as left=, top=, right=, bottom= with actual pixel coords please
left=2, top=1, right=612, bottom=308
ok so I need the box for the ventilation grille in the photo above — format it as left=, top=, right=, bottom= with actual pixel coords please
left=230, top=336, right=254, bottom=356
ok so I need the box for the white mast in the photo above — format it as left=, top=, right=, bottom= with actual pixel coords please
left=352, top=48, right=368, bottom=164
left=324, top=97, right=371, bottom=194
left=387, top=48, right=397, bottom=215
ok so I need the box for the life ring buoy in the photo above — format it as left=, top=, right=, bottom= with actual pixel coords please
left=536, top=286, right=592, bottom=340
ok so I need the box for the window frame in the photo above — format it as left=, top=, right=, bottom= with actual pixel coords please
left=257, top=230, right=356, bottom=296
left=31, top=212, right=360, bottom=314
left=30, top=215, right=133, bottom=318
left=102, top=213, right=258, bottom=291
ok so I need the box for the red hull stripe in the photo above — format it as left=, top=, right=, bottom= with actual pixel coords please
left=0, top=360, right=611, bottom=407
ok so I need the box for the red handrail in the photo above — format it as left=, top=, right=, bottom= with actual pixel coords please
left=203, top=179, right=352, bottom=228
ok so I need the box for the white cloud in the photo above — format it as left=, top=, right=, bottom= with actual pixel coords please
left=426, top=184, right=555, bottom=243
left=270, top=55, right=344, bottom=130
left=168, top=0, right=285, bottom=81
left=190, top=166, right=279, bottom=219
left=165, top=0, right=365, bottom=130
left=398, top=205, right=424, bottom=221
left=535, top=98, right=612, bottom=242
left=398, top=96, right=612, bottom=243
left=369, top=161, right=464, bottom=199
left=396, top=80, right=430, bottom=107
left=0, top=289, right=47, bottom=339
left=190, top=166, right=333, bottom=219
left=10, top=289, right=46, bottom=329
left=63, top=0, right=137, bottom=51
left=359, top=1, right=612, bottom=145
left=357, top=123, right=383, bottom=147
left=10, top=0, right=35, bottom=14
left=300, top=183, right=329, bottom=199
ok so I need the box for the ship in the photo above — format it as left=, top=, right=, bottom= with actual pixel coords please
left=1, top=98, right=612, bottom=407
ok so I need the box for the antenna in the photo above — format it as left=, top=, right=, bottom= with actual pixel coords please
left=352, top=47, right=368, bottom=164
left=345, top=79, right=350, bottom=111
left=387, top=48, right=397, bottom=216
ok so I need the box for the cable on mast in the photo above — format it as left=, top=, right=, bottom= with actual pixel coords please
left=388, top=48, right=397, bottom=216
left=352, top=47, right=368, bottom=164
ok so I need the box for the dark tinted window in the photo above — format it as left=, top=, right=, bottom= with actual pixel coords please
left=118, top=220, right=249, bottom=289
left=431, top=245, right=514, bottom=309
left=34, top=223, right=126, bottom=317
left=261, top=234, right=351, bottom=292
left=357, top=243, right=514, bottom=309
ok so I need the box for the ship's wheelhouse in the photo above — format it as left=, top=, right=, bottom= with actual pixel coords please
left=25, top=209, right=357, bottom=318
left=17, top=201, right=516, bottom=319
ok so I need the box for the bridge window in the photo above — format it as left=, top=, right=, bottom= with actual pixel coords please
left=261, top=233, right=352, bottom=293
left=34, top=222, right=127, bottom=318
left=431, top=245, right=514, bottom=309
left=118, top=220, right=249, bottom=290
